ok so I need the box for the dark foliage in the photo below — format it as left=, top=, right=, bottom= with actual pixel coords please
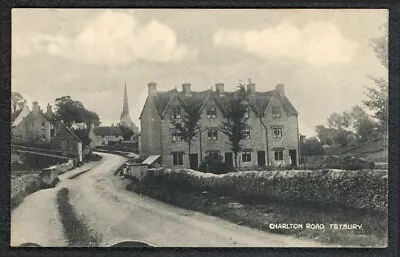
left=119, top=125, right=135, bottom=140
left=170, top=94, right=203, bottom=155
left=216, top=83, right=250, bottom=167
left=198, top=153, right=227, bottom=174
left=55, top=96, right=100, bottom=127
left=57, top=188, right=100, bottom=246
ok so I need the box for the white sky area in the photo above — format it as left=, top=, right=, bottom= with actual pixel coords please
left=12, top=9, right=388, bottom=137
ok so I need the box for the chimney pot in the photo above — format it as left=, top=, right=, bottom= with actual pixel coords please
left=46, top=103, right=52, bottom=113
left=148, top=82, right=157, bottom=96
left=215, top=83, right=225, bottom=95
left=32, top=101, right=39, bottom=113
left=276, top=83, right=285, bottom=95
left=182, top=83, right=192, bottom=95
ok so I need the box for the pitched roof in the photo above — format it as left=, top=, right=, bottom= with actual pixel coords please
left=11, top=109, right=23, bottom=122
left=177, top=90, right=212, bottom=111
left=44, top=111, right=56, bottom=122
left=280, top=94, right=298, bottom=115
left=154, top=89, right=177, bottom=117
left=141, top=87, right=297, bottom=119
left=93, top=126, right=123, bottom=136
left=248, top=91, right=275, bottom=115
left=65, top=127, right=83, bottom=142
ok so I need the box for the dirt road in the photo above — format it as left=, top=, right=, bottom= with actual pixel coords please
left=11, top=152, right=326, bottom=247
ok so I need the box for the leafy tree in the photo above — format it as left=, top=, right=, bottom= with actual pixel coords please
left=11, top=91, right=25, bottom=114
left=170, top=94, right=203, bottom=156
left=199, top=153, right=226, bottom=174
left=349, top=105, right=379, bottom=143
left=363, top=23, right=388, bottom=133
left=315, top=125, right=334, bottom=145
left=327, top=112, right=351, bottom=130
left=55, top=96, right=100, bottom=127
left=55, top=96, right=100, bottom=146
left=217, top=83, right=249, bottom=168
left=300, top=137, right=324, bottom=156
left=119, top=125, right=135, bottom=141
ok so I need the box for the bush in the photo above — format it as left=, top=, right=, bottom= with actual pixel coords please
left=198, top=154, right=227, bottom=174
left=142, top=168, right=388, bottom=213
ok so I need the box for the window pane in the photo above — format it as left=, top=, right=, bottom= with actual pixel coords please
left=178, top=153, right=183, bottom=165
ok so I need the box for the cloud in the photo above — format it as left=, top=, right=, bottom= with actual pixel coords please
left=13, top=11, right=194, bottom=65
left=213, top=22, right=359, bottom=65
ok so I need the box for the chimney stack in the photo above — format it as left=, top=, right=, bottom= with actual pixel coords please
left=215, top=83, right=224, bottom=95
left=182, top=83, right=192, bottom=95
left=276, top=83, right=285, bottom=95
left=148, top=82, right=157, bottom=96
left=46, top=103, right=52, bottom=114
left=32, top=101, right=39, bottom=113
left=247, top=82, right=256, bottom=94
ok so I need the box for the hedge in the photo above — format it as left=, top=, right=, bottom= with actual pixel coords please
left=142, top=168, right=388, bottom=213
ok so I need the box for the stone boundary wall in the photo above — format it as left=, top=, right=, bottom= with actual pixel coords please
left=142, top=168, right=388, bottom=213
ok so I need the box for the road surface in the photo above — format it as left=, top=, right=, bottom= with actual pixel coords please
left=11, top=152, right=327, bottom=247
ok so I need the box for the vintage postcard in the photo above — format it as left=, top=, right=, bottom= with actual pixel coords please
left=11, top=9, right=388, bottom=247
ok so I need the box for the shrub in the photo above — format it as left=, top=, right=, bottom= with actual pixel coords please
left=141, top=168, right=388, bottom=213
left=198, top=154, right=227, bottom=174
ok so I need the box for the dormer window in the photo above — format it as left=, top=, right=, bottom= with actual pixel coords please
left=206, top=108, right=217, bottom=119
left=272, top=106, right=281, bottom=118
left=171, top=107, right=181, bottom=120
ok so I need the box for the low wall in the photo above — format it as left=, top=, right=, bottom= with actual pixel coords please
left=11, top=159, right=74, bottom=209
left=125, top=164, right=148, bottom=181
left=11, top=174, right=42, bottom=210
left=40, top=160, right=74, bottom=188
left=142, top=168, right=388, bottom=213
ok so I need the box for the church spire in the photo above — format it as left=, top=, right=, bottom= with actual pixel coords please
left=121, top=81, right=129, bottom=118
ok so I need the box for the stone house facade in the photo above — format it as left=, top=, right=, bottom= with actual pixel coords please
left=139, top=81, right=300, bottom=169
left=51, top=125, right=84, bottom=163
left=12, top=101, right=56, bottom=144
left=92, top=126, right=124, bottom=146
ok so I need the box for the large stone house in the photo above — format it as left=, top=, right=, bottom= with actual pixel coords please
left=12, top=101, right=57, bottom=144
left=139, top=81, right=300, bottom=169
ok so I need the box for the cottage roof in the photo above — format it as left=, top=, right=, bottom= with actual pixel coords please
left=93, top=126, right=123, bottom=136
left=11, top=109, right=23, bottom=122
left=141, top=86, right=298, bottom=119
left=65, top=127, right=83, bottom=142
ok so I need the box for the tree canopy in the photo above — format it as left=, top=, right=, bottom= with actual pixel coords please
left=11, top=91, right=25, bottom=114
left=363, top=23, right=388, bottom=132
left=54, top=96, right=100, bottom=127
left=217, top=83, right=250, bottom=168
left=170, top=94, right=203, bottom=155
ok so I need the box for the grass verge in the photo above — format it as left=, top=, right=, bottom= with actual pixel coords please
left=57, top=188, right=100, bottom=246
left=68, top=169, right=91, bottom=180
left=126, top=180, right=387, bottom=247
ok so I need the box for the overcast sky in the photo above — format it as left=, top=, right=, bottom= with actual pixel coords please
left=12, top=9, right=388, bottom=136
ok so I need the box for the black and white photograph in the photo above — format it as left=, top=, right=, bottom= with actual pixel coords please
left=10, top=9, right=388, bottom=248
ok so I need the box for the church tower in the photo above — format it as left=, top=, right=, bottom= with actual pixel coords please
left=120, top=82, right=133, bottom=128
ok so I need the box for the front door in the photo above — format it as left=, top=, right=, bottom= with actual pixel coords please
left=257, top=151, right=266, bottom=167
left=224, top=152, right=233, bottom=170
left=289, top=149, right=297, bottom=166
left=189, top=154, right=199, bottom=170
